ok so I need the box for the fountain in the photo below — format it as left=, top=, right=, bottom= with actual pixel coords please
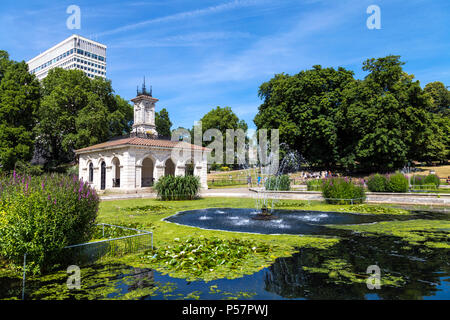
left=245, top=143, right=307, bottom=220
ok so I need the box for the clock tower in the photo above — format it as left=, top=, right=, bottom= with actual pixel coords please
left=131, top=78, right=159, bottom=137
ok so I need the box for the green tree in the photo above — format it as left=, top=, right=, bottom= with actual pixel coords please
left=254, top=55, right=447, bottom=172
left=155, top=107, right=172, bottom=137
left=254, top=66, right=356, bottom=169
left=424, top=81, right=450, bottom=114
left=0, top=54, right=40, bottom=171
left=35, top=68, right=133, bottom=167
left=347, top=56, right=446, bottom=168
left=198, top=106, right=248, bottom=168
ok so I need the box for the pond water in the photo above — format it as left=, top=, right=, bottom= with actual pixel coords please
left=164, top=208, right=412, bottom=236
left=1, top=208, right=448, bottom=300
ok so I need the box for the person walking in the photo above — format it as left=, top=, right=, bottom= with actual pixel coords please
left=257, top=175, right=262, bottom=187
left=247, top=175, right=252, bottom=188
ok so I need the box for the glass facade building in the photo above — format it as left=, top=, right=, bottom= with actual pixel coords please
left=27, top=34, right=107, bottom=80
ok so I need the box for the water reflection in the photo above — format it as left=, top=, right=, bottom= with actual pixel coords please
left=264, top=235, right=450, bottom=299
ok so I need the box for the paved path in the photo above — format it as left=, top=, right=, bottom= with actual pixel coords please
left=100, top=187, right=449, bottom=206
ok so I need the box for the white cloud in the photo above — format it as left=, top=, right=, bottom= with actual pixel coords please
left=109, top=31, right=252, bottom=48
left=95, top=0, right=269, bottom=37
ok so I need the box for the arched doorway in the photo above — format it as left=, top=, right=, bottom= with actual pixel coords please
left=112, top=157, right=120, bottom=188
left=100, top=161, right=106, bottom=190
left=165, top=158, right=175, bottom=176
left=142, top=157, right=154, bottom=187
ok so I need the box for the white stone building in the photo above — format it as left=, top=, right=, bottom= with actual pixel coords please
left=75, top=84, right=210, bottom=192
left=27, top=34, right=107, bottom=80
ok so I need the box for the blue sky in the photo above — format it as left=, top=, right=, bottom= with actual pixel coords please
left=1, top=0, right=449, bottom=130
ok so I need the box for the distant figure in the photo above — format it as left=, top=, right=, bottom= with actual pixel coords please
left=247, top=175, right=252, bottom=188
left=257, top=176, right=262, bottom=187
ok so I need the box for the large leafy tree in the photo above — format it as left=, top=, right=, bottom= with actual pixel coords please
left=346, top=56, right=446, bottom=169
left=0, top=52, right=40, bottom=171
left=254, top=66, right=356, bottom=169
left=155, top=108, right=172, bottom=137
left=254, top=55, right=447, bottom=172
left=35, top=68, right=133, bottom=167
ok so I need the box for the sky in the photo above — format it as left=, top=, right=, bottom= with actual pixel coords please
left=1, top=0, right=449, bottom=130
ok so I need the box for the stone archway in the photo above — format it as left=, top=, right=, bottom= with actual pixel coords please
left=142, top=157, right=155, bottom=187
left=164, top=158, right=175, bottom=176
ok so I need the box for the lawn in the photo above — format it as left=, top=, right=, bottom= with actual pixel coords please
left=417, top=164, right=450, bottom=180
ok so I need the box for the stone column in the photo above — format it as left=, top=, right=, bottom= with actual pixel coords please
left=105, top=165, right=113, bottom=189
left=175, top=163, right=186, bottom=177
left=135, top=165, right=142, bottom=188
left=154, top=164, right=165, bottom=183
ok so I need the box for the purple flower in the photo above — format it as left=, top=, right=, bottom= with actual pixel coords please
left=41, top=181, right=45, bottom=190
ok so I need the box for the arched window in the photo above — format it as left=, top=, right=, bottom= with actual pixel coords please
left=89, top=163, right=94, bottom=183
left=100, top=161, right=106, bottom=190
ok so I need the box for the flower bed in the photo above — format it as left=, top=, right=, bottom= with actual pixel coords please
left=0, top=172, right=99, bottom=274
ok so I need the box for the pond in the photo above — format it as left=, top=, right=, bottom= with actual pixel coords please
left=1, top=208, right=448, bottom=300
left=164, top=208, right=412, bottom=236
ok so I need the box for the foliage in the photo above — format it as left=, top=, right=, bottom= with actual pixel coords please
left=0, top=52, right=40, bottom=171
left=332, top=219, right=450, bottom=249
left=306, top=179, right=322, bottom=191
left=424, top=81, right=450, bottom=115
left=34, top=68, right=133, bottom=167
left=155, top=108, right=172, bottom=137
left=367, top=174, right=388, bottom=192
left=337, top=204, right=409, bottom=215
left=197, top=106, right=248, bottom=169
left=144, top=236, right=271, bottom=279
left=13, top=160, right=44, bottom=176
left=154, top=175, right=200, bottom=200
left=254, top=55, right=448, bottom=171
left=0, top=173, right=99, bottom=274
left=424, top=174, right=440, bottom=187
left=321, top=177, right=366, bottom=204
left=265, top=175, right=291, bottom=191
left=386, top=172, right=409, bottom=193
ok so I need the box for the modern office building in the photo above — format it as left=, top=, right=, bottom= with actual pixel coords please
left=27, top=34, right=107, bottom=80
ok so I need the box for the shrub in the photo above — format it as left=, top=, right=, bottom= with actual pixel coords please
left=424, top=174, right=440, bottom=188
left=154, top=175, right=200, bottom=200
left=367, top=174, right=388, bottom=192
left=265, top=175, right=291, bottom=191
left=411, top=175, right=427, bottom=186
left=306, top=179, right=322, bottom=191
left=14, top=160, right=44, bottom=176
left=0, top=173, right=99, bottom=274
left=386, top=172, right=409, bottom=193
left=321, top=177, right=366, bottom=204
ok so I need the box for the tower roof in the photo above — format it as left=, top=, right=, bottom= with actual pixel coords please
left=136, top=77, right=152, bottom=97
